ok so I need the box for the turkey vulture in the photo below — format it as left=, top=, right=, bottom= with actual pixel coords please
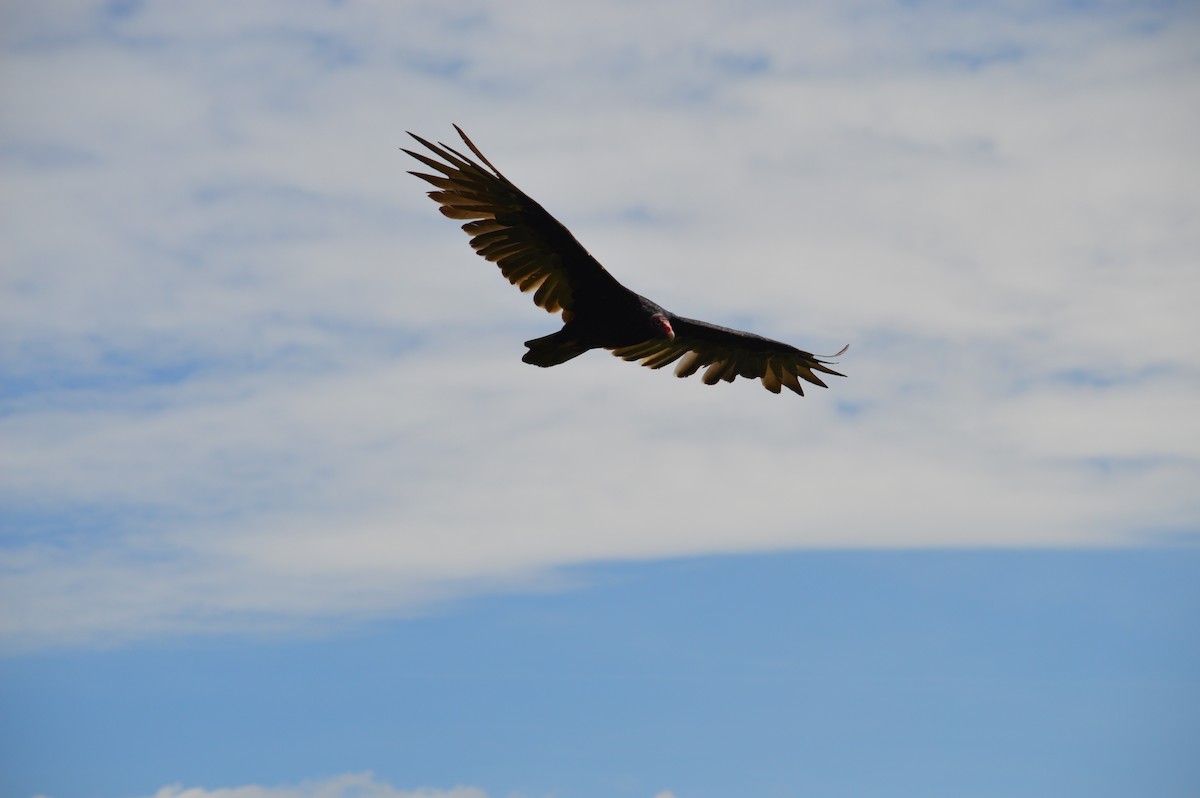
left=404, top=126, right=847, bottom=395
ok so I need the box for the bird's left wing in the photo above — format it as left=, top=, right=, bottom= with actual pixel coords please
left=404, top=126, right=626, bottom=316
left=611, top=316, right=847, bottom=395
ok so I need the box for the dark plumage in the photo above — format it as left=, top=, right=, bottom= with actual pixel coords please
left=404, top=126, right=847, bottom=395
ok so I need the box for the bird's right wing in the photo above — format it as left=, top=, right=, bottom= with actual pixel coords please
left=611, top=316, right=847, bottom=395
left=405, top=126, right=625, bottom=317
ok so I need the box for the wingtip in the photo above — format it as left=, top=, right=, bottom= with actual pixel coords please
left=814, top=343, right=849, bottom=376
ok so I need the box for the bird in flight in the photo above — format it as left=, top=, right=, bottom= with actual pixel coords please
left=404, top=126, right=846, bottom=395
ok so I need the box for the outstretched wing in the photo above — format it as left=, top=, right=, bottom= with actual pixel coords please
left=611, top=316, right=847, bottom=395
left=404, top=126, right=626, bottom=316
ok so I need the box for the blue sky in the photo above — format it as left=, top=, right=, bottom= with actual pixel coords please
left=4, top=552, right=1199, bottom=798
left=2, top=1, right=1199, bottom=797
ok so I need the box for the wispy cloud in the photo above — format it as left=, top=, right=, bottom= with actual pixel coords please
left=2, top=0, right=1198, bottom=650
left=142, top=774, right=484, bottom=798
left=125, top=774, right=676, bottom=798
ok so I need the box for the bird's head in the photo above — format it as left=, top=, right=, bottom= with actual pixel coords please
left=651, top=312, right=676, bottom=340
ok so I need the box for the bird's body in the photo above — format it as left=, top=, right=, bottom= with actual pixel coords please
left=404, top=126, right=846, bottom=395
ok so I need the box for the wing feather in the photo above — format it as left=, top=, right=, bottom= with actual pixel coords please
left=463, top=219, right=506, bottom=235
left=761, top=362, right=783, bottom=394
left=641, top=346, right=687, bottom=369
left=519, top=272, right=548, bottom=293
left=405, top=126, right=628, bottom=316
left=612, top=315, right=845, bottom=396
left=674, top=350, right=705, bottom=378
left=501, top=259, right=543, bottom=283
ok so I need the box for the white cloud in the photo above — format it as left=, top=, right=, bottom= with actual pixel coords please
left=141, top=773, right=484, bottom=798
left=2, top=0, right=1198, bottom=649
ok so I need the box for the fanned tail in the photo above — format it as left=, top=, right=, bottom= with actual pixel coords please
left=522, top=330, right=588, bottom=367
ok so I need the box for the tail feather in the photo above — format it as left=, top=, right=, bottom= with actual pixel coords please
left=522, top=330, right=588, bottom=367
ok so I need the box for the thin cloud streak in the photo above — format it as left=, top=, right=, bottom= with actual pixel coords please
left=142, top=773, right=485, bottom=798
